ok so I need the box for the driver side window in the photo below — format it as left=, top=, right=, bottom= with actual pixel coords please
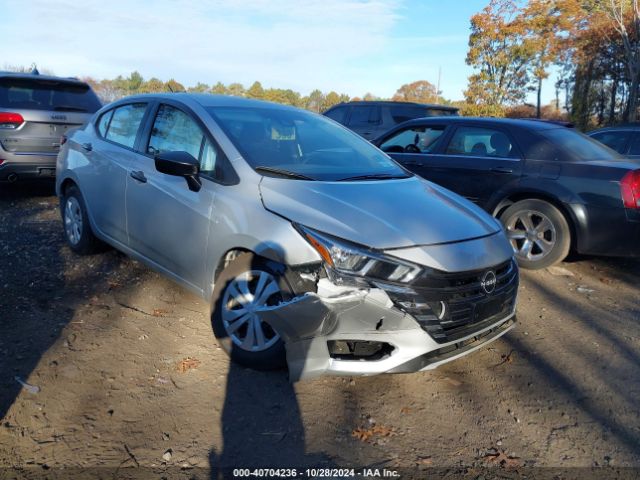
left=380, top=126, right=445, bottom=154
left=147, top=104, right=220, bottom=176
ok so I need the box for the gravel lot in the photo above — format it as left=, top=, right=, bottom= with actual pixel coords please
left=1, top=182, right=639, bottom=478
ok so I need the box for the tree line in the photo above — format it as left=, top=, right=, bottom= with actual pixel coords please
left=80, top=74, right=449, bottom=113
left=463, top=0, right=640, bottom=129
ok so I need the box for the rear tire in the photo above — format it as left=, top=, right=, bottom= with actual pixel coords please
left=61, top=185, right=103, bottom=255
left=211, top=253, right=289, bottom=370
left=499, top=199, right=571, bottom=270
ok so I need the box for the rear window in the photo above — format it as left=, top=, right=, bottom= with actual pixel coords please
left=389, top=105, right=458, bottom=123
left=0, top=77, right=102, bottom=113
left=538, top=128, right=622, bottom=161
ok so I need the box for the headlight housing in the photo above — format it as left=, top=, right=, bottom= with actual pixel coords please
left=295, top=224, right=422, bottom=288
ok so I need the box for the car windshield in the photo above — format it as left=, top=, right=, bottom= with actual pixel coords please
left=540, top=127, right=622, bottom=161
left=208, top=106, right=409, bottom=181
left=0, top=77, right=102, bottom=113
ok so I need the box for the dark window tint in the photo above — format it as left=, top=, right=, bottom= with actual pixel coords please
left=148, top=104, right=220, bottom=175
left=590, top=131, right=630, bottom=154
left=0, top=77, right=101, bottom=112
left=389, top=106, right=428, bottom=124
left=324, top=106, right=348, bottom=124
left=629, top=134, right=640, bottom=155
left=380, top=126, right=445, bottom=153
left=446, top=126, right=517, bottom=158
left=105, top=103, right=147, bottom=149
left=96, top=110, right=113, bottom=137
left=539, top=128, right=621, bottom=161
left=347, top=105, right=379, bottom=127
left=426, top=108, right=457, bottom=117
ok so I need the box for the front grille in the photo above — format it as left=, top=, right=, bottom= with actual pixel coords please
left=388, top=259, right=518, bottom=343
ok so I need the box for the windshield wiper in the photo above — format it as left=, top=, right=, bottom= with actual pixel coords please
left=53, top=105, right=88, bottom=112
left=337, top=173, right=411, bottom=182
left=255, top=166, right=315, bottom=180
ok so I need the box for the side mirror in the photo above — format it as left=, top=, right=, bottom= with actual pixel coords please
left=155, top=151, right=202, bottom=192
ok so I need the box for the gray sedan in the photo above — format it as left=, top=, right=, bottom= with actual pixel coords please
left=56, top=94, right=518, bottom=381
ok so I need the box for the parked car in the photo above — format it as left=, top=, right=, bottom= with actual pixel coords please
left=323, top=101, right=458, bottom=141
left=588, top=125, right=640, bottom=160
left=0, top=70, right=102, bottom=182
left=373, top=117, right=640, bottom=270
left=56, top=94, right=518, bottom=381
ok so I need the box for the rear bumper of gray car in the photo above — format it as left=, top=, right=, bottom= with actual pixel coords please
left=0, top=151, right=57, bottom=181
left=258, top=280, right=517, bottom=381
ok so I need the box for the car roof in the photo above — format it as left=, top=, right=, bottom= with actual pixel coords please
left=589, top=124, right=640, bottom=133
left=329, top=100, right=458, bottom=111
left=0, top=71, right=89, bottom=86
left=111, top=93, right=301, bottom=111
left=395, top=116, right=562, bottom=131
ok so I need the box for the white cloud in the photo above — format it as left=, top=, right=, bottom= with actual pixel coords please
left=2, top=0, right=403, bottom=95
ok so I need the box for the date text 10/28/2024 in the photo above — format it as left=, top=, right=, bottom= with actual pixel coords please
left=232, top=468, right=401, bottom=478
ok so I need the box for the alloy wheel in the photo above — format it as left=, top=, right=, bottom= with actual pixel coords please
left=221, top=270, right=282, bottom=352
left=505, top=209, right=556, bottom=262
left=64, top=197, right=83, bottom=245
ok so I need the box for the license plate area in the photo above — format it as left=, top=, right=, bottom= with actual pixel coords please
left=474, top=295, right=504, bottom=321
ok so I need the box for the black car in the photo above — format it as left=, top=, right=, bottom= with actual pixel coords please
left=588, top=125, right=640, bottom=160
left=374, top=117, right=640, bottom=269
left=323, top=101, right=458, bottom=141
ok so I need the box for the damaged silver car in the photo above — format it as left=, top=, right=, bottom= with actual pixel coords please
left=56, top=94, right=518, bottom=381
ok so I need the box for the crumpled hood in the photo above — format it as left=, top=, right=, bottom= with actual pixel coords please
left=259, top=176, right=501, bottom=249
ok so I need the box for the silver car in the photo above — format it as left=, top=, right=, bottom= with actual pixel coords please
left=0, top=71, right=101, bottom=182
left=56, top=94, right=518, bottom=381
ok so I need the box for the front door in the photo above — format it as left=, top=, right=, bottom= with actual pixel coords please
left=125, top=103, right=220, bottom=292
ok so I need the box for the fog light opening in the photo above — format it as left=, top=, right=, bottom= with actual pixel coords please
left=327, top=340, right=394, bottom=361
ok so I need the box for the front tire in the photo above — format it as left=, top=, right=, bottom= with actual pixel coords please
left=211, top=253, right=289, bottom=370
left=500, top=199, right=571, bottom=270
left=61, top=185, right=102, bottom=255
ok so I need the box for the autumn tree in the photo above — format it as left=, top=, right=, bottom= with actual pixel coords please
left=465, top=0, right=535, bottom=115
left=188, top=82, right=209, bottom=93
left=392, top=80, right=439, bottom=103
left=247, top=81, right=265, bottom=99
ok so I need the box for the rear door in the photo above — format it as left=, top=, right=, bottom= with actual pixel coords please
left=0, top=76, right=101, bottom=165
left=125, top=102, right=219, bottom=292
left=82, top=102, right=149, bottom=245
left=427, top=125, right=523, bottom=207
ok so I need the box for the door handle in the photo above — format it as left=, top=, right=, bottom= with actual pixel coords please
left=81, top=142, right=92, bottom=151
left=490, top=167, right=513, bottom=174
left=130, top=170, right=147, bottom=183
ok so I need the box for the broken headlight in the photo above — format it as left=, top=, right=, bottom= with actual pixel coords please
left=295, top=224, right=422, bottom=288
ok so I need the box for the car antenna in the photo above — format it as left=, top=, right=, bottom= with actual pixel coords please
left=30, top=63, right=39, bottom=75
left=167, top=84, right=174, bottom=93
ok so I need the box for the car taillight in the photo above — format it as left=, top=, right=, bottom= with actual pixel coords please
left=0, top=112, right=24, bottom=129
left=621, top=170, right=640, bottom=209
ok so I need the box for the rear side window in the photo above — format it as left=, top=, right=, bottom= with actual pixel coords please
left=539, top=128, right=621, bottom=161
left=0, top=77, right=101, bottom=112
left=348, top=105, right=380, bottom=127
left=590, top=131, right=630, bottom=154
left=445, top=126, right=517, bottom=158
left=96, top=110, right=113, bottom=137
left=148, top=104, right=220, bottom=176
left=389, top=106, right=427, bottom=124
left=324, top=106, right=348, bottom=124
left=104, top=103, right=147, bottom=149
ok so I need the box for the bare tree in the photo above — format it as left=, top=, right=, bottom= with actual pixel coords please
left=605, top=0, right=640, bottom=121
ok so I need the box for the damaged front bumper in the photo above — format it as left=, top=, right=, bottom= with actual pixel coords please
left=257, top=280, right=516, bottom=382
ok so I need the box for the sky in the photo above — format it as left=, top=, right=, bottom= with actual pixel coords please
left=0, top=0, right=558, bottom=104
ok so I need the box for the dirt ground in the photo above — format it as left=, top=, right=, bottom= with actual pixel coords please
left=1, top=182, right=639, bottom=478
